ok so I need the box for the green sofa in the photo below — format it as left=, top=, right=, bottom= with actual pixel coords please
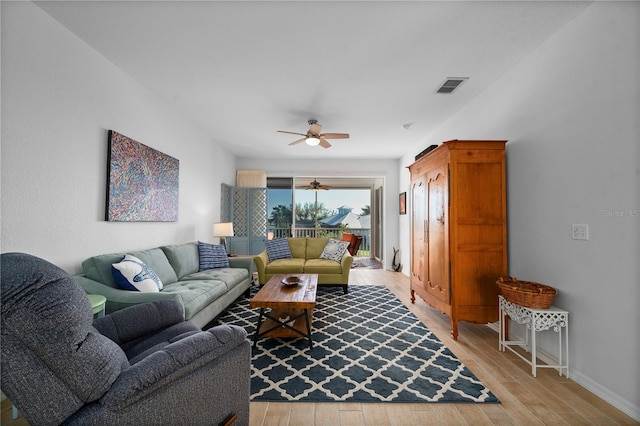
left=253, top=237, right=353, bottom=294
left=74, top=242, right=252, bottom=329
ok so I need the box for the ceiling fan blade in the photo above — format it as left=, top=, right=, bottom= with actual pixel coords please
left=301, top=179, right=332, bottom=190
left=278, top=130, right=306, bottom=136
left=320, top=133, right=350, bottom=139
left=319, top=137, right=332, bottom=149
left=305, top=185, right=331, bottom=190
left=289, top=138, right=306, bottom=146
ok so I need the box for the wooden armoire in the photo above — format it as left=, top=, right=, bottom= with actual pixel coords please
left=408, top=140, right=508, bottom=339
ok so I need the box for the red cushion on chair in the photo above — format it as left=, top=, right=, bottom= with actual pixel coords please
left=341, top=233, right=356, bottom=245
left=341, top=234, right=361, bottom=256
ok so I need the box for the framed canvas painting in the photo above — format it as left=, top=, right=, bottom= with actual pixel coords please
left=106, top=130, right=179, bottom=221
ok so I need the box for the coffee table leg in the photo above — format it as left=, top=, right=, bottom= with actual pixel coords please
left=253, top=308, right=314, bottom=350
left=304, top=308, right=313, bottom=349
left=253, top=308, right=265, bottom=348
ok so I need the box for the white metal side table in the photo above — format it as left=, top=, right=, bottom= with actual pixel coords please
left=498, top=295, right=569, bottom=378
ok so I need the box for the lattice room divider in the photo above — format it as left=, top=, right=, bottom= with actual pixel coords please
left=221, top=184, right=268, bottom=255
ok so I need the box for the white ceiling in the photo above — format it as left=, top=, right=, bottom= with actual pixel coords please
left=35, top=1, right=590, bottom=160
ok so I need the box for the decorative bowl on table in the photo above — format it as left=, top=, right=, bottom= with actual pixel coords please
left=281, top=276, right=301, bottom=286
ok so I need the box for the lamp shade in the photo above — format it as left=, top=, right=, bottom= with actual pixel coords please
left=212, top=222, right=234, bottom=237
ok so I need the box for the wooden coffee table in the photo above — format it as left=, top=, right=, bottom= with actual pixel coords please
left=249, top=273, right=318, bottom=349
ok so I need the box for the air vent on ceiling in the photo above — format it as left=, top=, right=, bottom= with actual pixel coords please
left=436, top=77, right=469, bottom=94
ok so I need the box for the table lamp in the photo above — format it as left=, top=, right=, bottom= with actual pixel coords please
left=213, top=222, right=234, bottom=252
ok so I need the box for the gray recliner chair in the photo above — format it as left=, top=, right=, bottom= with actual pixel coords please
left=1, top=252, right=250, bottom=426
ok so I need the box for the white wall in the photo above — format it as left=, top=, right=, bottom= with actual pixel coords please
left=399, top=2, right=639, bottom=419
left=236, top=157, right=400, bottom=268
left=1, top=2, right=237, bottom=274
left=2, top=0, right=638, bottom=419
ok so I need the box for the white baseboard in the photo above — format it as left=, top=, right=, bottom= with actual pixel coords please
left=486, top=321, right=499, bottom=333
left=569, top=369, right=640, bottom=422
left=486, top=324, right=640, bottom=421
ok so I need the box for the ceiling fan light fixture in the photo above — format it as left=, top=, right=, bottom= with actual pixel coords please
left=278, top=120, right=348, bottom=149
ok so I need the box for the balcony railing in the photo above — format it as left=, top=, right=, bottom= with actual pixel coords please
left=267, top=227, right=371, bottom=257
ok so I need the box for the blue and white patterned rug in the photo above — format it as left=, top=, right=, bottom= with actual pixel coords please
left=214, top=285, right=499, bottom=403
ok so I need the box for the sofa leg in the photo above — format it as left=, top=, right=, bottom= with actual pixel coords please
left=220, top=413, right=237, bottom=426
left=343, top=285, right=348, bottom=294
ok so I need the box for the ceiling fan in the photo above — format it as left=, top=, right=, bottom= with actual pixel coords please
left=302, top=179, right=331, bottom=191
left=278, top=119, right=349, bottom=149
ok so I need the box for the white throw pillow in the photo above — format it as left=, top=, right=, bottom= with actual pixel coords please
left=111, top=254, right=163, bottom=292
left=320, top=238, right=350, bottom=263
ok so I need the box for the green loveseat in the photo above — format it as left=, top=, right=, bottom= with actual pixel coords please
left=253, top=237, right=353, bottom=294
left=74, top=242, right=252, bottom=329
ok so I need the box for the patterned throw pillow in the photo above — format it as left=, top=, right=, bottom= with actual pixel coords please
left=320, top=238, right=350, bottom=263
left=265, top=238, right=292, bottom=262
left=112, top=254, right=163, bottom=292
left=198, top=241, right=230, bottom=270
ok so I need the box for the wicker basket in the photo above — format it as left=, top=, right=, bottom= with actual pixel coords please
left=496, top=276, right=556, bottom=309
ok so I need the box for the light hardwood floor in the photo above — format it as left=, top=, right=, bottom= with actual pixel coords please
left=249, top=269, right=638, bottom=425
left=2, top=268, right=637, bottom=425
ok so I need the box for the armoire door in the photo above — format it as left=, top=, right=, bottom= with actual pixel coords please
left=425, top=163, right=450, bottom=303
left=411, top=176, right=427, bottom=290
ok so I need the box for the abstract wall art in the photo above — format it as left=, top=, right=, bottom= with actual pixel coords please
left=106, top=130, right=179, bottom=221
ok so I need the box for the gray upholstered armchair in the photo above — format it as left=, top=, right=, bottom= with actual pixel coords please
left=1, top=253, right=250, bottom=426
